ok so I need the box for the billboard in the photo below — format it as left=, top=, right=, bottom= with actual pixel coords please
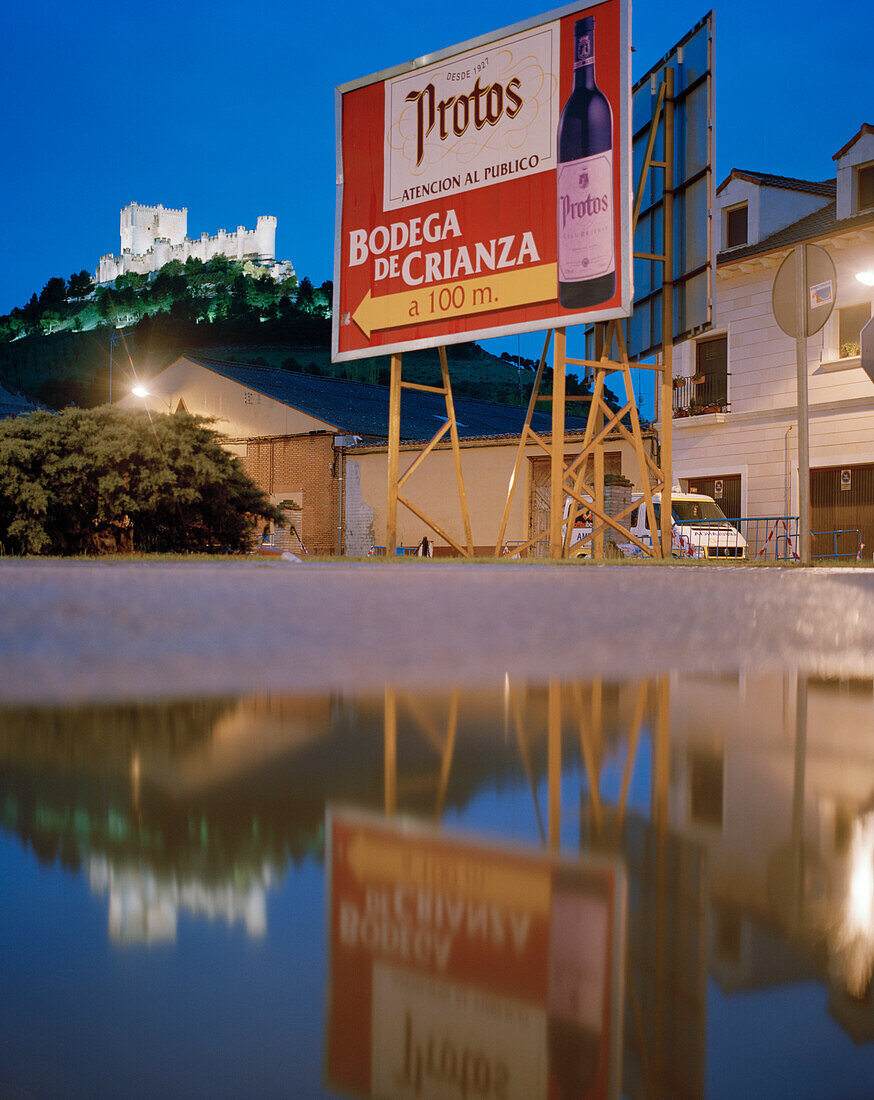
left=325, top=808, right=626, bottom=1099
left=627, top=12, right=714, bottom=358
left=333, top=1, right=632, bottom=363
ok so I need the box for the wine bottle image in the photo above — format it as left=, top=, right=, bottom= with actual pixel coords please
left=546, top=868, right=610, bottom=1100
left=557, top=16, right=616, bottom=310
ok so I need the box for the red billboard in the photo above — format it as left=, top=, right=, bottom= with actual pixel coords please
left=325, top=808, right=626, bottom=1099
left=332, top=1, right=632, bottom=362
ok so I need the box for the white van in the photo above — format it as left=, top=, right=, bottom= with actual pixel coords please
left=621, top=491, right=746, bottom=559
left=565, top=491, right=747, bottom=559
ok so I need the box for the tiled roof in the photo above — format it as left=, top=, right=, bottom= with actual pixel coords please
left=0, top=383, right=39, bottom=419
left=833, top=124, right=874, bottom=161
left=184, top=356, right=590, bottom=442
left=717, top=203, right=874, bottom=265
left=716, top=170, right=836, bottom=198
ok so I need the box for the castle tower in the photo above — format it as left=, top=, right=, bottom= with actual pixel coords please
left=255, top=215, right=277, bottom=263
left=120, top=202, right=187, bottom=257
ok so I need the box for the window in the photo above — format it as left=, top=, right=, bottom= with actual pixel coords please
left=689, top=750, right=724, bottom=829
left=858, top=163, right=874, bottom=212
left=694, top=335, right=728, bottom=408
left=839, top=303, right=871, bottom=357
left=724, top=203, right=748, bottom=249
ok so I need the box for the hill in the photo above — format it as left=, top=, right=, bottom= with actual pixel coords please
left=0, top=256, right=587, bottom=410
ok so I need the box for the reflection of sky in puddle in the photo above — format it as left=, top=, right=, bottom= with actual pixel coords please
left=2, top=673, right=874, bottom=1097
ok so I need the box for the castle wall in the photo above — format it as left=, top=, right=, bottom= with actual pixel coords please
left=97, top=206, right=282, bottom=284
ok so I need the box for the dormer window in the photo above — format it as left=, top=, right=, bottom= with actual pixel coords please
left=724, top=203, right=748, bottom=249
left=857, top=163, right=874, bottom=212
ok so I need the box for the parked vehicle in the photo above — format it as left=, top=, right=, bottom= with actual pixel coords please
left=564, top=491, right=747, bottom=559
left=621, top=491, right=747, bottom=558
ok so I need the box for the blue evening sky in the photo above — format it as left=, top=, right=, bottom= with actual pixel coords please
left=2, top=0, right=870, bottom=347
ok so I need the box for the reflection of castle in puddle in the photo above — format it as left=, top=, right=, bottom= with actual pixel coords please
left=0, top=691, right=541, bottom=943
left=3, top=672, right=874, bottom=1065
left=87, top=856, right=271, bottom=944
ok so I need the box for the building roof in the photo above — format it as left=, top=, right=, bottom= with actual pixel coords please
left=716, top=201, right=874, bottom=265
left=183, top=356, right=590, bottom=443
left=833, top=123, right=874, bottom=161
left=715, top=170, right=836, bottom=198
left=0, top=383, right=39, bottom=420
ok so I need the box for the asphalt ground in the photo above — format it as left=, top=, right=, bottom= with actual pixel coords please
left=0, top=560, right=872, bottom=704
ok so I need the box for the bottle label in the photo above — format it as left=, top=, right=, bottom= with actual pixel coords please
left=557, top=151, right=614, bottom=282
left=574, top=31, right=594, bottom=68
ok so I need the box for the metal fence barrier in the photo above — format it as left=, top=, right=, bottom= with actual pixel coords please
left=811, top=529, right=863, bottom=561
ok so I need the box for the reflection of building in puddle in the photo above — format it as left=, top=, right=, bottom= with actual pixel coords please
left=87, top=856, right=271, bottom=944
left=664, top=672, right=874, bottom=1031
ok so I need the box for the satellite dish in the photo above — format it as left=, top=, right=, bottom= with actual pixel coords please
left=772, top=243, right=837, bottom=338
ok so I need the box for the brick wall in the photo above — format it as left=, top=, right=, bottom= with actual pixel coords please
left=242, top=433, right=340, bottom=555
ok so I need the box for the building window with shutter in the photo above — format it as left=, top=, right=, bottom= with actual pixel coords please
left=724, top=203, right=748, bottom=249
left=694, top=335, right=728, bottom=410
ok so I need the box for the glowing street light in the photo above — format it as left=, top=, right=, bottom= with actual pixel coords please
left=132, top=385, right=173, bottom=412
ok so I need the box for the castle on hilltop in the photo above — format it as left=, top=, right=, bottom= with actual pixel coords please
left=96, top=203, right=294, bottom=284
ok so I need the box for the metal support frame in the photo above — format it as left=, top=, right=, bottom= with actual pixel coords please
left=494, top=70, right=676, bottom=561
left=385, top=350, right=474, bottom=556
left=382, top=687, right=460, bottom=820
left=383, top=73, right=675, bottom=561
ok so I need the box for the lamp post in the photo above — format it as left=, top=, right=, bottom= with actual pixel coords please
left=131, top=385, right=174, bottom=413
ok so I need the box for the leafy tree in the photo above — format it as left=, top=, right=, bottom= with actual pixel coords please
left=0, top=407, right=282, bottom=555
left=96, top=286, right=117, bottom=321
left=67, top=271, right=94, bottom=300
left=39, top=310, right=62, bottom=335
left=184, top=256, right=204, bottom=275
left=38, top=277, right=68, bottom=311
left=22, top=293, right=42, bottom=321
left=296, top=276, right=315, bottom=313
left=204, top=253, right=232, bottom=277
left=115, top=272, right=148, bottom=292
left=150, top=269, right=187, bottom=304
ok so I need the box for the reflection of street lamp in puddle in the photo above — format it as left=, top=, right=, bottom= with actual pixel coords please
left=838, top=812, right=874, bottom=996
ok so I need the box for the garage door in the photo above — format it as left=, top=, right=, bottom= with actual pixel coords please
left=687, top=474, right=742, bottom=524
left=811, top=464, right=874, bottom=560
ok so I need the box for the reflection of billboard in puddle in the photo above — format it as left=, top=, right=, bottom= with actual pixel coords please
left=326, top=808, right=626, bottom=1099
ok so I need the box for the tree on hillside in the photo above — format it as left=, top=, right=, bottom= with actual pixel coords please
left=67, top=271, right=94, bottom=301
left=296, top=276, right=315, bottom=313
left=38, top=277, right=68, bottom=311
left=0, top=407, right=282, bottom=555
left=203, top=253, right=232, bottom=277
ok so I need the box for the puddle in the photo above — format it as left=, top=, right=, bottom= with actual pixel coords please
left=2, top=673, right=874, bottom=1097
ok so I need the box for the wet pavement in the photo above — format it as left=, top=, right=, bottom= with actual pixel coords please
left=0, top=561, right=872, bottom=702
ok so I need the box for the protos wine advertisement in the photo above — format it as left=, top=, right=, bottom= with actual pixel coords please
left=325, top=808, right=626, bottom=1099
left=332, top=0, right=631, bottom=362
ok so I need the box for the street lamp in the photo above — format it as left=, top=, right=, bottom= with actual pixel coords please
left=132, top=385, right=173, bottom=412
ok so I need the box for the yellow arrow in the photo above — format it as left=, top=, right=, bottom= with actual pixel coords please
left=352, top=263, right=557, bottom=339
left=346, top=830, right=551, bottom=916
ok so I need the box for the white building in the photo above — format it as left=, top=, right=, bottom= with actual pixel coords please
left=669, top=123, right=874, bottom=557
left=96, top=202, right=294, bottom=284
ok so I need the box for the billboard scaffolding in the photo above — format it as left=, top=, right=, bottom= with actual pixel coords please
left=333, top=1, right=687, bottom=558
